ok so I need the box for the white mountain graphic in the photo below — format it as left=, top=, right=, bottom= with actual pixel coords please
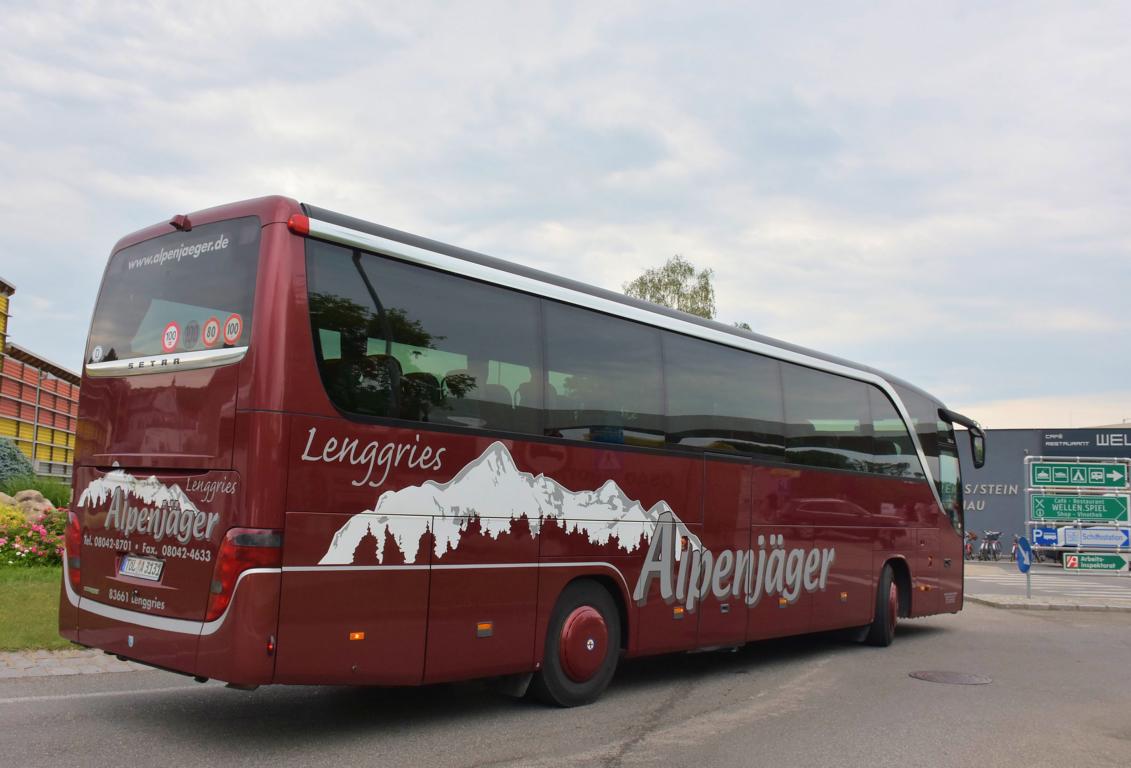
left=78, top=470, right=197, bottom=513
left=320, top=441, right=699, bottom=565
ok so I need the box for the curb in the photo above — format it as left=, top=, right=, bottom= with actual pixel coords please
left=0, top=649, right=147, bottom=679
left=966, top=595, right=1131, bottom=613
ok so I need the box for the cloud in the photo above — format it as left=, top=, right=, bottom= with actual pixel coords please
left=1, top=1, right=1129, bottom=425
left=956, top=390, right=1131, bottom=430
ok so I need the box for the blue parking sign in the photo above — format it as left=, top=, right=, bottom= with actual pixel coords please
left=1031, top=526, right=1058, bottom=547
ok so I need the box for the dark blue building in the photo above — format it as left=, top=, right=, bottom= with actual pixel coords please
left=957, top=426, right=1131, bottom=541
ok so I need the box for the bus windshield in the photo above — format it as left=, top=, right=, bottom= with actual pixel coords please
left=85, top=216, right=260, bottom=365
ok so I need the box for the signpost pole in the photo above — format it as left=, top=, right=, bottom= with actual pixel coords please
left=1016, top=537, right=1033, bottom=599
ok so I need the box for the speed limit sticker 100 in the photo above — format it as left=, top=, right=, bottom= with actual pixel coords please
left=161, top=321, right=180, bottom=353
left=223, top=313, right=243, bottom=345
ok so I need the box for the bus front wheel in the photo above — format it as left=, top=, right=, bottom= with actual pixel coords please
left=530, top=580, right=621, bottom=707
left=864, top=564, right=899, bottom=647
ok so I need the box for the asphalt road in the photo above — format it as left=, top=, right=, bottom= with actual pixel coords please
left=2, top=604, right=1129, bottom=768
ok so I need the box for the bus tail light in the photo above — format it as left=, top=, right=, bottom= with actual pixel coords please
left=287, top=214, right=310, bottom=235
left=205, top=528, right=283, bottom=621
left=65, top=511, right=82, bottom=590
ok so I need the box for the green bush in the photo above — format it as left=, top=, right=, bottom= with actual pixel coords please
left=0, top=505, right=23, bottom=529
left=0, top=475, right=72, bottom=508
left=0, top=439, right=34, bottom=484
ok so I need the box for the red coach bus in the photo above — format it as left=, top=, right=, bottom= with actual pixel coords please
left=60, top=196, right=985, bottom=706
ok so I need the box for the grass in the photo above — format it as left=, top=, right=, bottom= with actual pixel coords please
left=0, top=475, right=72, bottom=508
left=0, top=566, right=71, bottom=650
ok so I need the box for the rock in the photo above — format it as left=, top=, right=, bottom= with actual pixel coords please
left=17, top=498, right=54, bottom=522
left=13, top=489, right=46, bottom=504
left=0, top=492, right=13, bottom=507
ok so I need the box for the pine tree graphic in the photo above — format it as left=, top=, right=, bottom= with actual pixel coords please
left=351, top=524, right=380, bottom=565
left=381, top=524, right=406, bottom=565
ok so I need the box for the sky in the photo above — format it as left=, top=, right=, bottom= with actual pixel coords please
left=1, top=1, right=1129, bottom=430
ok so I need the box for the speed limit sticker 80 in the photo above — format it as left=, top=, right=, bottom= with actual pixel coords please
left=202, top=317, right=221, bottom=348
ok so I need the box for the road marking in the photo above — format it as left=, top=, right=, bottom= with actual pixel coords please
left=970, top=576, right=1129, bottom=586
left=965, top=571, right=1131, bottom=597
left=0, top=685, right=201, bottom=705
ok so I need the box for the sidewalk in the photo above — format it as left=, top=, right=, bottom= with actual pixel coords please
left=964, top=560, right=1131, bottom=612
left=966, top=594, right=1131, bottom=612
left=0, top=649, right=148, bottom=679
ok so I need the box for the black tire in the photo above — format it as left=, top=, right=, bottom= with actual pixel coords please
left=865, top=565, right=899, bottom=647
left=530, top=580, right=621, bottom=707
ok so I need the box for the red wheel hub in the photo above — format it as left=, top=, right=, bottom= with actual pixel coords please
left=558, top=606, right=608, bottom=683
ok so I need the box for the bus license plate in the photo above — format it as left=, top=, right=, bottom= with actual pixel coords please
left=120, top=555, right=164, bottom=582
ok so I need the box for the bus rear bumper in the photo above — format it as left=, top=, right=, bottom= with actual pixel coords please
left=61, top=563, right=281, bottom=686
left=194, top=571, right=281, bottom=685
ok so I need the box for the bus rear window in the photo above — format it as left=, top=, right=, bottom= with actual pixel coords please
left=86, top=217, right=260, bottom=365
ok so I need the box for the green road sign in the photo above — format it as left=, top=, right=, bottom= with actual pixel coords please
left=1029, top=494, right=1130, bottom=522
left=1063, top=553, right=1131, bottom=572
left=1029, top=462, right=1128, bottom=489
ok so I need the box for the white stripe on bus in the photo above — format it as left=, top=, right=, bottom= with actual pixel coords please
left=63, top=560, right=629, bottom=636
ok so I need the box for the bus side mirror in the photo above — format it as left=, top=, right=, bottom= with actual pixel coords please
left=970, top=428, right=986, bottom=469
left=937, top=407, right=986, bottom=469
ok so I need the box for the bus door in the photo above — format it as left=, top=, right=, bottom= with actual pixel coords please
left=915, top=527, right=942, bottom=615
left=628, top=453, right=702, bottom=657
left=274, top=510, right=433, bottom=685
left=696, top=455, right=751, bottom=648
left=808, top=472, right=894, bottom=632
left=746, top=466, right=814, bottom=641
left=424, top=506, right=539, bottom=683
left=935, top=424, right=965, bottom=612
left=274, top=419, right=432, bottom=686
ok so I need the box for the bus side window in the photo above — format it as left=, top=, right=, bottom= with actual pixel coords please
left=306, top=241, right=542, bottom=434
left=782, top=364, right=871, bottom=472
left=662, top=331, right=784, bottom=458
left=895, top=385, right=949, bottom=507
left=868, top=387, right=925, bottom=479
left=543, top=302, right=663, bottom=446
left=936, top=423, right=963, bottom=533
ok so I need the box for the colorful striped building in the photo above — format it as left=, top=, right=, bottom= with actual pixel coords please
left=0, top=277, right=79, bottom=479
left=0, top=277, right=10, bottom=352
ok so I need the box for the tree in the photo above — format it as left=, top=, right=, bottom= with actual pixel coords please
left=0, top=439, right=34, bottom=485
left=623, top=255, right=716, bottom=320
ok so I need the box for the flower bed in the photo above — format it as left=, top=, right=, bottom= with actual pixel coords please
left=0, top=505, right=65, bottom=567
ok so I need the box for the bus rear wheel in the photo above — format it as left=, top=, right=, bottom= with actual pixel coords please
left=530, top=580, right=620, bottom=707
left=865, top=564, right=899, bottom=647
